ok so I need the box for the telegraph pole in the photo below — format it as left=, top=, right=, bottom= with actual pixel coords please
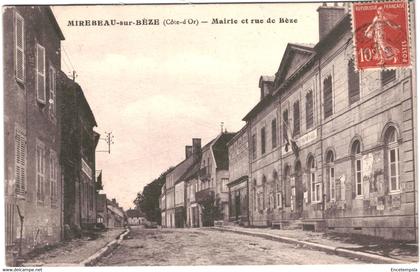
left=96, top=131, right=114, bottom=153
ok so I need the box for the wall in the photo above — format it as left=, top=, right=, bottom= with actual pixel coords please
left=4, top=6, right=63, bottom=256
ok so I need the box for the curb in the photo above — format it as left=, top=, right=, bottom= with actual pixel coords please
left=211, top=227, right=408, bottom=264
left=80, top=228, right=130, bottom=266
left=21, top=228, right=130, bottom=267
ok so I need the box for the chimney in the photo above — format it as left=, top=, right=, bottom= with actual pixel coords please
left=192, top=138, right=201, bottom=157
left=317, top=3, right=345, bottom=41
left=185, top=145, right=193, bottom=159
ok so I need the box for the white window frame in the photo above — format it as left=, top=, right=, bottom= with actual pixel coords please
left=15, top=127, right=26, bottom=196
left=388, top=143, right=400, bottom=193
left=355, top=156, right=363, bottom=197
left=36, top=140, right=46, bottom=203
left=36, top=43, right=46, bottom=104
left=14, top=11, right=25, bottom=83
left=329, top=166, right=335, bottom=201
left=221, top=178, right=229, bottom=193
left=310, top=159, right=321, bottom=203
left=276, top=192, right=282, bottom=208
left=48, top=65, right=56, bottom=117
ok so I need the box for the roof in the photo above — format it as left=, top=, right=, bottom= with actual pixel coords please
left=273, top=14, right=351, bottom=96
left=242, top=93, right=275, bottom=121
left=170, top=150, right=200, bottom=185
left=126, top=209, right=145, bottom=218
left=180, top=160, right=200, bottom=182
left=59, top=71, right=97, bottom=127
left=274, top=43, right=315, bottom=86
left=227, top=124, right=248, bottom=147
left=46, top=7, right=65, bottom=40
left=212, top=132, right=236, bottom=170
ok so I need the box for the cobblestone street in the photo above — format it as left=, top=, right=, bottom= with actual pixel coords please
left=97, top=226, right=364, bottom=265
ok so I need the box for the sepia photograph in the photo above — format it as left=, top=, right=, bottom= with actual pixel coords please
left=2, top=0, right=418, bottom=269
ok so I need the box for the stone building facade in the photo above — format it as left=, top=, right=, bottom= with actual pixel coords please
left=227, top=124, right=250, bottom=225
left=242, top=4, right=416, bottom=240
left=161, top=138, right=201, bottom=228
left=4, top=6, right=65, bottom=258
left=59, top=72, right=99, bottom=231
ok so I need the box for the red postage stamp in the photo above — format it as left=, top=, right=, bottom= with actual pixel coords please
left=352, top=1, right=410, bottom=70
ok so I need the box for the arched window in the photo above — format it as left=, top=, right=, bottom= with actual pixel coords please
left=284, top=165, right=291, bottom=207
left=274, top=170, right=282, bottom=208
left=352, top=140, right=363, bottom=197
left=253, top=179, right=257, bottom=211
left=385, top=126, right=400, bottom=192
left=308, top=156, right=320, bottom=202
left=326, top=150, right=335, bottom=201
left=262, top=175, right=267, bottom=210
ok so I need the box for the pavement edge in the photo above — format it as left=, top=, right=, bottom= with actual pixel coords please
left=80, top=227, right=131, bottom=266
left=211, top=227, right=409, bottom=264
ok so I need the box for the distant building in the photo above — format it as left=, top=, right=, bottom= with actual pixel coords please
left=227, top=124, right=250, bottom=226
left=161, top=138, right=201, bottom=228
left=196, top=132, right=236, bottom=226
left=107, top=199, right=125, bottom=228
left=96, top=194, right=108, bottom=227
left=59, top=71, right=99, bottom=231
left=126, top=209, right=146, bottom=225
left=185, top=162, right=201, bottom=228
left=4, top=6, right=65, bottom=258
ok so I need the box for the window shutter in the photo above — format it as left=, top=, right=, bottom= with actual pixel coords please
left=305, top=91, right=314, bottom=129
left=271, top=119, right=277, bottom=148
left=348, top=59, right=360, bottom=104
left=15, top=131, right=26, bottom=195
left=49, top=67, right=56, bottom=115
left=293, top=101, right=300, bottom=136
left=15, top=12, right=24, bottom=82
left=36, top=45, right=46, bottom=103
left=323, top=76, right=333, bottom=118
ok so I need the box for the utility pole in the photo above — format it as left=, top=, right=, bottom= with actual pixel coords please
left=220, top=122, right=224, bottom=133
left=96, top=131, right=114, bottom=154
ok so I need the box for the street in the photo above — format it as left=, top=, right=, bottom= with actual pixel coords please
left=97, top=226, right=365, bottom=265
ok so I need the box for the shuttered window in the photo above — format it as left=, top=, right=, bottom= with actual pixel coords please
left=323, top=76, right=333, bottom=119
left=293, top=101, right=300, bottom=136
left=15, top=129, right=26, bottom=195
left=49, top=66, right=56, bottom=116
left=15, top=12, right=25, bottom=82
left=252, top=134, right=256, bottom=159
left=306, top=91, right=314, bottom=129
left=36, top=44, right=46, bottom=103
left=271, top=119, right=277, bottom=149
left=50, top=150, right=58, bottom=205
left=282, top=110, right=288, bottom=144
left=36, top=141, right=46, bottom=203
left=348, top=59, right=360, bottom=104
left=261, top=127, right=266, bottom=155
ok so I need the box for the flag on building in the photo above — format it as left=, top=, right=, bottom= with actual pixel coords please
left=283, top=120, right=299, bottom=156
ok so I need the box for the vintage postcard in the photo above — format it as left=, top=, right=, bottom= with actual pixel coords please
left=2, top=0, right=418, bottom=270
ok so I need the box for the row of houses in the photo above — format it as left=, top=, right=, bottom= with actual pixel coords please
left=159, top=3, right=417, bottom=241
left=4, top=6, right=124, bottom=262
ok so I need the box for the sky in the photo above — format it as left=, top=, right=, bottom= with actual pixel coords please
left=51, top=3, right=320, bottom=210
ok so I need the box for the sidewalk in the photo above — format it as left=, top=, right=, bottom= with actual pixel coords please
left=213, top=226, right=418, bottom=264
left=22, top=228, right=126, bottom=266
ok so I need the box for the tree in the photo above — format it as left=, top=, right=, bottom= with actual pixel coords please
left=197, top=194, right=224, bottom=227
left=133, top=167, right=173, bottom=224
